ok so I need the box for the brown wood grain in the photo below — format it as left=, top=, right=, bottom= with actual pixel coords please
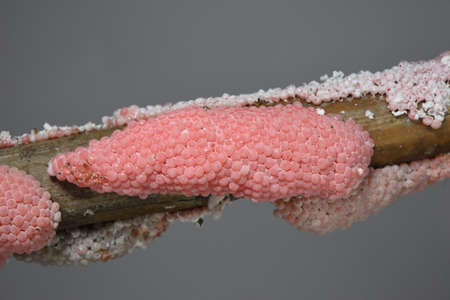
left=0, top=95, right=448, bottom=229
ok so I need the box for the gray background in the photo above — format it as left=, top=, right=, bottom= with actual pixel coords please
left=1, top=0, right=449, bottom=299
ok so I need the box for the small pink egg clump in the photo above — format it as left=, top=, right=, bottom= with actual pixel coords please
left=49, top=103, right=374, bottom=202
left=0, top=166, right=61, bottom=266
left=273, top=153, right=450, bottom=234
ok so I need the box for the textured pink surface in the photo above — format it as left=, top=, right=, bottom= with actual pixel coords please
left=49, top=104, right=374, bottom=202
left=273, top=153, right=450, bottom=234
left=0, top=166, right=60, bottom=266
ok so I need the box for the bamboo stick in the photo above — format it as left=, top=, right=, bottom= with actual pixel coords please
left=0, top=95, right=448, bottom=229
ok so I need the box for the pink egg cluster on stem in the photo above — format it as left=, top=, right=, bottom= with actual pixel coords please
left=273, top=153, right=450, bottom=234
left=0, top=166, right=60, bottom=266
left=48, top=103, right=374, bottom=202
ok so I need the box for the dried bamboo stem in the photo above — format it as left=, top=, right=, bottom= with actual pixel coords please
left=0, top=95, right=449, bottom=229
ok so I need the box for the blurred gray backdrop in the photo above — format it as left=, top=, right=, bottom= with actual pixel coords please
left=1, top=1, right=449, bottom=299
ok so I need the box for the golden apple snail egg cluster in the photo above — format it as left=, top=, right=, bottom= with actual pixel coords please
left=0, top=52, right=448, bottom=266
left=48, top=104, right=374, bottom=202
left=273, top=153, right=450, bottom=234
left=0, top=166, right=60, bottom=266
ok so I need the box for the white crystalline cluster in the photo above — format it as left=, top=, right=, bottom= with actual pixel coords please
left=0, top=131, right=12, bottom=148
left=441, top=51, right=450, bottom=67
left=16, top=195, right=231, bottom=265
left=16, top=213, right=169, bottom=265
left=1, top=52, right=448, bottom=151
left=0, top=123, right=103, bottom=149
left=315, top=108, right=325, bottom=115
left=365, top=110, right=374, bottom=119
left=99, top=52, right=450, bottom=129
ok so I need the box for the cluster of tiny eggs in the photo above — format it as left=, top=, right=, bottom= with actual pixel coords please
left=0, top=166, right=60, bottom=266
left=49, top=104, right=373, bottom=202
left=273, top=153, right=450, bottom=234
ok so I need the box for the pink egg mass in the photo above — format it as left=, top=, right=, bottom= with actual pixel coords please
left=0, top=166, right=60, bottom=266
left=48, top=103, right=374, bottom=202
left=274, top=153, right=450, bottom=234
left=1, top=52, right=448, bottom=266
